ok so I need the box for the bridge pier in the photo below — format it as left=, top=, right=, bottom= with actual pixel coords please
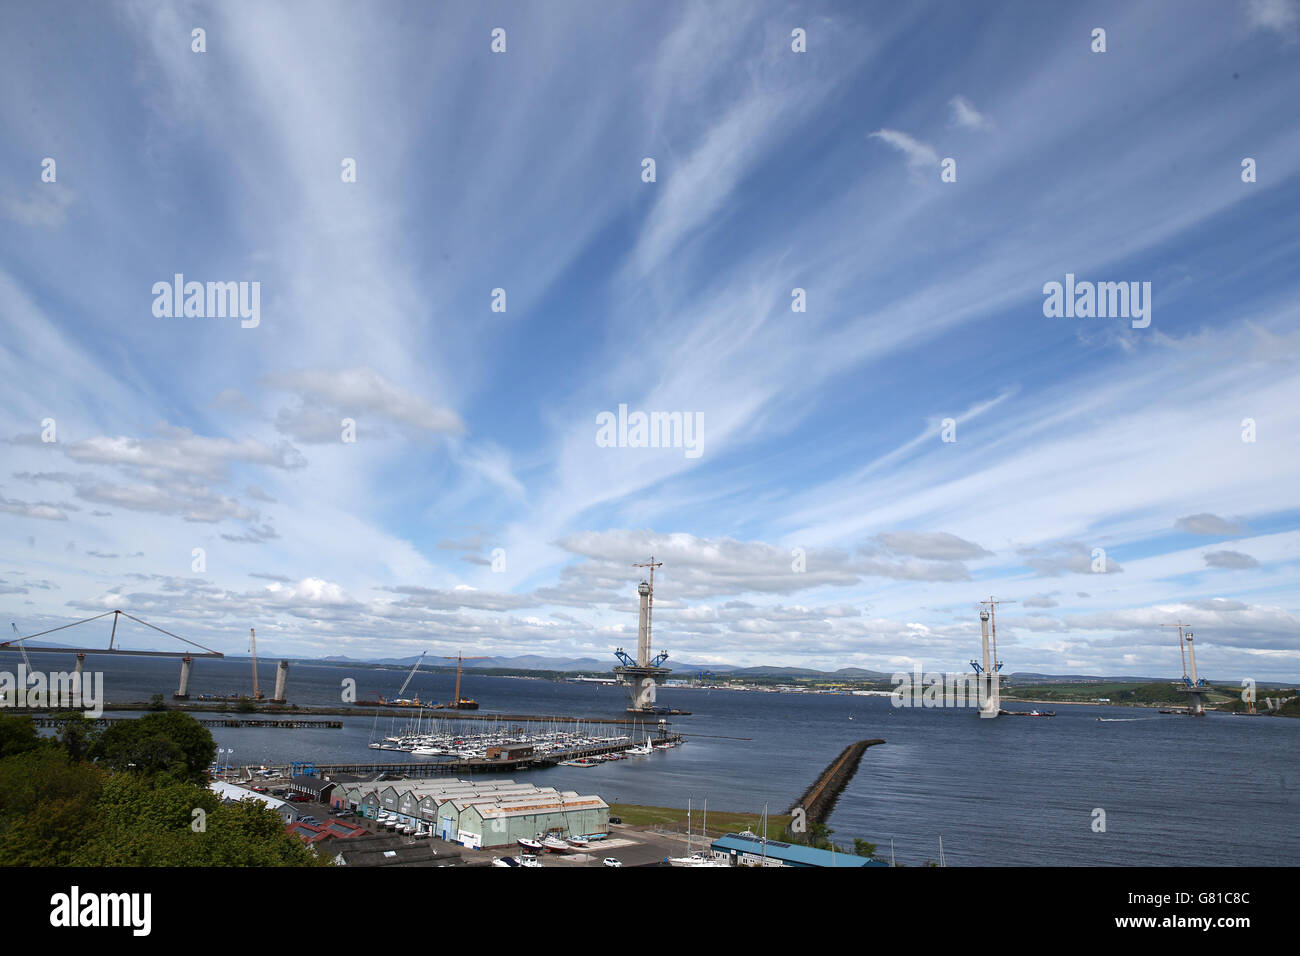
left=74, top=653, right=84, bottom=677
left=271, top=659, right=289, bottom=703
left=174, top=655, right=192, bottom=700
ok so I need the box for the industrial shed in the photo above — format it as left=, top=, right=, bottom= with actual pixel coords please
left=336, top=777, right=608, bottom=848
left=458, top=791, right=609, bottom=849
left=288, top=775, right=336, bottom=803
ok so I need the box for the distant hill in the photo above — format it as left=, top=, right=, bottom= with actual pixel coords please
left=3, top=641, right=1290, bottom=686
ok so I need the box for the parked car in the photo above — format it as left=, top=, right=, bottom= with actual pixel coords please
left=603, top=857, right=622, bottom=867
left=298, top=816, right=320, bottom=826
left=286, top=793, right=310, bottom=803
left=608, top=816, right=622, bottom=825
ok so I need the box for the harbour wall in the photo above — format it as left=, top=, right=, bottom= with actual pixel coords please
left=787, top=738, right=885, bottom=825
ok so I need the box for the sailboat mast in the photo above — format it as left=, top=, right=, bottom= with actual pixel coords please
left=686, top=795, right=692, bottom=855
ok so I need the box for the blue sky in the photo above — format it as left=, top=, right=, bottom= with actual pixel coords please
left=2, top=0, right=1298, bottom=681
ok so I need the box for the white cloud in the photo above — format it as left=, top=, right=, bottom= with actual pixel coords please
left=868, top=128, right=939, bottom=170
left=1244, top=0, right=1299, bottom=35
left=948, top=94, right=992, bottom=130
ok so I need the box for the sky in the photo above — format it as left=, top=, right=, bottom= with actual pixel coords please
left=1, top=0, right=1298, bottom=682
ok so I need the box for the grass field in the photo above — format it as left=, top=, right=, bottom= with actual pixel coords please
left=609, top=803, right=792, bottom=840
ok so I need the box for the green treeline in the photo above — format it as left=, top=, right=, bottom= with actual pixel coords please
left=0, top=711, right=323, bottom=867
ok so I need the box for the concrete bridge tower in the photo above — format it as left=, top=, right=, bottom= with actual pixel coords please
left=613, top=558, right=672, bottom=713
left=272, top=659, right=289, bottom=703
left=970, top=598, right=1010, bottom=718
left=174, top=654, right=193, bottom=700
left=1165, top=622, right=1211, bottom=716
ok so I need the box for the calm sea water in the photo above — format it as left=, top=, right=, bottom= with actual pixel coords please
left=14, top=651, right=1297, bottom=866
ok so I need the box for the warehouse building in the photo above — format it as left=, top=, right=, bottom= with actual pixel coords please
left=458, top=791, right=609, bottom=850
left=334, top=777, right=608, bottom=849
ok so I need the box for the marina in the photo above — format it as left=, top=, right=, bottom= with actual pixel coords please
left=299, top=731, right=684, bottom=776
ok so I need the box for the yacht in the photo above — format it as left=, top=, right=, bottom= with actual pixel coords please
left=668, top=852, right=728, bottom=867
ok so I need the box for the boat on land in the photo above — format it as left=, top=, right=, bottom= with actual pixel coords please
left=517, top=837, right=543, bottom=852
left=668, top=796, right=730, bottom=867
left=541, top=835, right=570, bottom=853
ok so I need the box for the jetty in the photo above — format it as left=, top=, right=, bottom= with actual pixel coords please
left=284, top=733, right=683, bottom=778
left=788, top=738, right=885, bottom=825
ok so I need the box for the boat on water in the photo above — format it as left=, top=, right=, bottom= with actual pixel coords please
left=999, top=709, right=1055, bottom=717
left=439, top=698, right=479, bottom=711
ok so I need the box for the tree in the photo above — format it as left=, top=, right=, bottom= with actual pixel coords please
left=0, top=715, right=43, bottom=759
left=853, top=837, right=878, bottom=859
left=0, top=713, right=321, bottom=867
left=89, top=712, right=216, bottom=785
left=0, top=748, right=103, bottom=866
left=50, top=712, right=100, bottom=762
left=72, top=774, right=322, bottom=867
left=148, top=693, right=167, bottom=712
left=806, top=822, right=835, bottom=850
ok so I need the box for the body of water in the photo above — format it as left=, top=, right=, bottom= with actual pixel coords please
left=14, top=651, right=1297, bottom=866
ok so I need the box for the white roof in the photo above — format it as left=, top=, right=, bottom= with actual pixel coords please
left=209, top=781, right=290, bottom=812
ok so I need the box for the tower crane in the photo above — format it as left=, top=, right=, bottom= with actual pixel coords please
left=249, top=627, right=263, bottom=699
left=434, top=652, right=488, bottom=709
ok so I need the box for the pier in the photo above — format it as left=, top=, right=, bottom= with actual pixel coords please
left=299, top=733, right=683, bottom=777
left=788, top=738, right=885, bottom=825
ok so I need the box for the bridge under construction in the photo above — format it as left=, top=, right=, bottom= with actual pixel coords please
left=2, top=610, right=289, bottom=704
